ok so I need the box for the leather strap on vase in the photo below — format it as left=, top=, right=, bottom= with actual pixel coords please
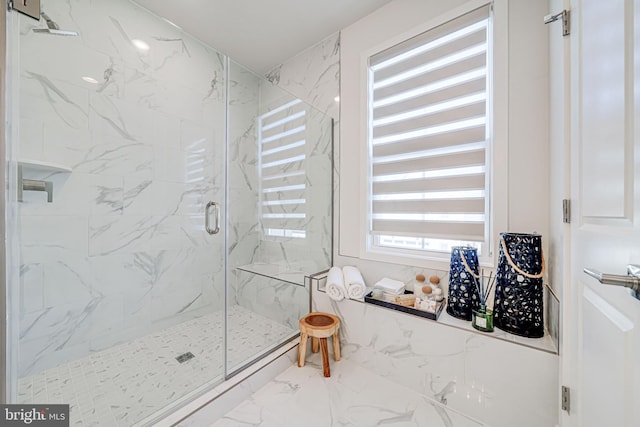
left=459, top=249, right=481, bottom=279
left=499, top=237, right=546, bottom=279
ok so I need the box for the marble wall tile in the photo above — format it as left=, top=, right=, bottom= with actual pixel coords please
left=20, top=216, right=89, bottom=252
left=88, top=94, right=153, bottom=143
left=122, top=170, right=154, bottom=214
left=232, top=269, right=309, bottom=331
left=263, top=33, right=338, bottom=277
left=266, top=33, right=340, bottom=120
left=20, top=72, right=90, bottom=120
left=150, top=111, right=181, bottom=147
left=19, top=263, right=44, bottom=315
left=252, top=77, right=333, bottom=275
left=18, top=116, right=44, bottom=160
left=226, top=61, right=261, bottom=309
left=89, top=174, right=124, bottom=215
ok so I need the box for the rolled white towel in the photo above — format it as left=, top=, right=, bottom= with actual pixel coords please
left=374, top=277, right=405, bottom=295
left=343, top=266, right=366, bottom=300
left=326, top=267, right=346, bottom=301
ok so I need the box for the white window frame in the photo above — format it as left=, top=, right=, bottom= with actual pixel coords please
left=354, top=0, right=508, bottom=269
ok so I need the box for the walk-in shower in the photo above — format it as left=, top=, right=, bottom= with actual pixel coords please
left=3, top=0, right=332, bottom=425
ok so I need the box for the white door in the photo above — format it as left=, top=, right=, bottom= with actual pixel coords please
left=563, top=0, right=640, bottom=426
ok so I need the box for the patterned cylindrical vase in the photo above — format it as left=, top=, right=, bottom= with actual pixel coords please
left=446, top=246, right=480, bottom=320
left=494, top=232, right=545, bottom=338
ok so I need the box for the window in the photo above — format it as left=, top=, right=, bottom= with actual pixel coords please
left=366, top=5, right=492, bottom=258
left=258, top=99, right=307, bottom=240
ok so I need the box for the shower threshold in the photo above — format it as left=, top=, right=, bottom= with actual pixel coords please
left=16, top=305, right=297, bottom=426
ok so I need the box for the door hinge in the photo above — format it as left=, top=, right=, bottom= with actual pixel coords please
left=561, top=385, right=571, bottom=413
left=562, top=199, right=571, bottom=224
left=544, top=9, right=570, bottom=36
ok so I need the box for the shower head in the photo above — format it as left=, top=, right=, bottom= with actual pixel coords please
left=33, top=12, right=79, bottom=36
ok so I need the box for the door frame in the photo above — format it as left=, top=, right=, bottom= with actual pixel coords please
left=1, top=0, right=8, bottom=405
left=552, top=0, right=574, bottom=424
left=560, top=0, right=581, bottom=424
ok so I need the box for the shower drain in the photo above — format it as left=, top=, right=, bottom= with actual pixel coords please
left=176, top=352, right=196, bottom=363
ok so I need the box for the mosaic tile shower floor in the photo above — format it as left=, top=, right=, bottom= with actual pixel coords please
left=16, top=305, right=296, bottom=426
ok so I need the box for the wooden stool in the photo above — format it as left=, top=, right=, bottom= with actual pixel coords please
left=298, top=312, right=341, bottom=377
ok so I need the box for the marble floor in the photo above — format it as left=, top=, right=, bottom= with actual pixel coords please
left=17, top=305, right=296, bottom=426
left=210, top=355, right=488, bottom=427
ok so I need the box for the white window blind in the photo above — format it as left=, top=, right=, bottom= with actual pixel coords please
left=258, top=99, right=307, bottom=239
left=368, top=5, right=491, bottom=253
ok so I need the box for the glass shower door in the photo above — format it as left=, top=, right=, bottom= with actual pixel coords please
left=226, top=60, right=333, bottom=374
left=11, top=0, right=227, bottom=424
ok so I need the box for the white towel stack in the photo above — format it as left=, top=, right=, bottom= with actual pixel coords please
left=326, top=267, right=347, bottom=301
left=373, top=277, right=405, bottom=295
left=343, top=266, right=366, bottom=300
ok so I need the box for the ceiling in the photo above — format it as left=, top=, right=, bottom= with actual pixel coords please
left=133, top=0, right=394, bottom=74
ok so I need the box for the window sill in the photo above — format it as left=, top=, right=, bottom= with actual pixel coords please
left=435, top=308, right=558, bottom=355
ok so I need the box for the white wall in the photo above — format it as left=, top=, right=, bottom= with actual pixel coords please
left=507, top=0, right=550, bottom=237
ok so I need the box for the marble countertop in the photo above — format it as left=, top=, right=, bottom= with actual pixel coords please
left=317, top=282, right=558, bottom=354
left=359, top=293, right=558, bottom=354
left=436, top=309, right=558, bottom=354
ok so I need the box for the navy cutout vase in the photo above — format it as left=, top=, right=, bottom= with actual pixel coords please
left=446, top=246, right=480, bottom=321
left=494, top=232, right=545, bottom=338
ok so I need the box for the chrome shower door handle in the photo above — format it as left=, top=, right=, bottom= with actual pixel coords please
left=205, top=201, right=220, bottom=235
left=583, top=264, right=640, bottom=300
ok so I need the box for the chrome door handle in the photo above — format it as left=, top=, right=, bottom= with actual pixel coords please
left=583, top=264, right=640, bottom=299
left=205, top=201, right=220, bottom=235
